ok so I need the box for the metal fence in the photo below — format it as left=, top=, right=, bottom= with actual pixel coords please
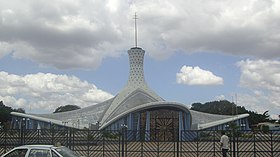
left=0, top=129, right=279, bottom=157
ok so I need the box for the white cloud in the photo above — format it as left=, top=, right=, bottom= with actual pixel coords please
left=215, top=95, right=226, bottom=101
left=176, top=65, right=223, bottom=85
left=0, top=0, right=129, bottom=69
left=237, top=59, right=280, bottom=119
left=0, top=71, right=113, bottom=113
left=0, top=0, right=280, bottom=69
left=238, top=59, right=280, bottom=92
left=138, top=0, right=280, bottom=59
left=237, top=92, right=280, bottom=120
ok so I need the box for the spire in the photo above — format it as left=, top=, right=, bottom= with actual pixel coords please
left=133, top=12, right=138, bottom=47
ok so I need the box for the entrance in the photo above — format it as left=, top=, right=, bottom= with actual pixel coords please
left=150, top=109, right=179, bottom=141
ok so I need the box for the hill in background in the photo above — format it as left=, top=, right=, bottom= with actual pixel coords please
left=191, top=100, right=276, bottom=127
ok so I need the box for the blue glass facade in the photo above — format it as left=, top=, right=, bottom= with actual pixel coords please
left=11, top=116, right=66, bottom=130
left=104, top=107, right=192, bottom=141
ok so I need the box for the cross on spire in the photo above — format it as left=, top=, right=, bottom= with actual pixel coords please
left=133, top=12, right=138, bottom=47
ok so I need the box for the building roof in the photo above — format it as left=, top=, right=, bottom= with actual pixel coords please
left=11, top=47, right=249, bottom=130
left=12, top=104, right=249, bottom=130
left=190, top=110, right=249, bottom=129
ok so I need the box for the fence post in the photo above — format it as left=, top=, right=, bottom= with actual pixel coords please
left=87, top=129, right=90, bottom=157
left=213, top=131, right=216, bottom=157
left=232, top=130, right=236, bottom=157
left=51, top=129, right=54, bottom=145
left=177, top=130, right=180, bottom=157
left=236, top=131, right=239, bottom=157
left=141, top=132, right=144, bottom=157
left=253, top=131, right=256, bottom=157
left=122, top=128, right=124, bottom=157
left=20, top=128, right=23, bottom=145
left=103, top=130, right=105, bottom=157
left=65, top=128, right=69, bottom=147
left=69, top=129, right=72, bottom=149
left=122, top=125, right=128, bottom=157
left=4, top=129, right=7, bottom=152
left=270, top=131, right=273, bottom=157
left=196, top=130, right=199, bottom=157
left=37, top=129, right=40, bottom=144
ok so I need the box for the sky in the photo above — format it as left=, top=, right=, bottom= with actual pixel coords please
left=0, top=0, right=279, bottom=119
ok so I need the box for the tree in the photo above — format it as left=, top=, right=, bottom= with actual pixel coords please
left=0, top=101, right=14, bottom=129
left=54, top=105, right=81, bottom=113
left=15, top=108, right=25, bottom=113
left=191, top=100, right=244, bottom=115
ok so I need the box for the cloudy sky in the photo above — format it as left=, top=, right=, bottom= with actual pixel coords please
left=0, top=0, right=279, bottom=119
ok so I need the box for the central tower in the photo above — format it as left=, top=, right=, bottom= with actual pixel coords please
left=99, top=13, right=163, bottom=129
left=99, top=46, right=163, bottom=128
left=127, top=47, right=145, bottom=86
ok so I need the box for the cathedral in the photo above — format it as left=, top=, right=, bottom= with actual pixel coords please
left=11, top=46, right=249, bottom=141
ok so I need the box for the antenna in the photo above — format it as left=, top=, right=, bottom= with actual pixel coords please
left=133, top=12, right=138, bottom=47
left=235, top=93, right=238, bottom=115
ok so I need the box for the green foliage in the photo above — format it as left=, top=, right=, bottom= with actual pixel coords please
left=240, top=133, right=254, bottom=138
left=260, top=125, right=270, bottom=134
left=0, top=101, right=13, bottom=122
left=191, top=100, right=247, bottom=115
left=102, top=131, right=121, bottom=139
left=229, top=122, right=241, bottom=137
left=53, top=105, right=81, bottom=113
left=246, top=110, right=271, bottom=126
left=0, top=101, right=25, bottom=129
left=14, top=108, right=25, bottom=113
left=191, top=100, right=273, bottom=127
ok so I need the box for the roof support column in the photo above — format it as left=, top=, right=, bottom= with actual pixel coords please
left=145, top=111, right=150, bottom=141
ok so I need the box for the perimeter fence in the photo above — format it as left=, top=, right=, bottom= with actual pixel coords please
left=0, top=129, right=279, bottom=157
